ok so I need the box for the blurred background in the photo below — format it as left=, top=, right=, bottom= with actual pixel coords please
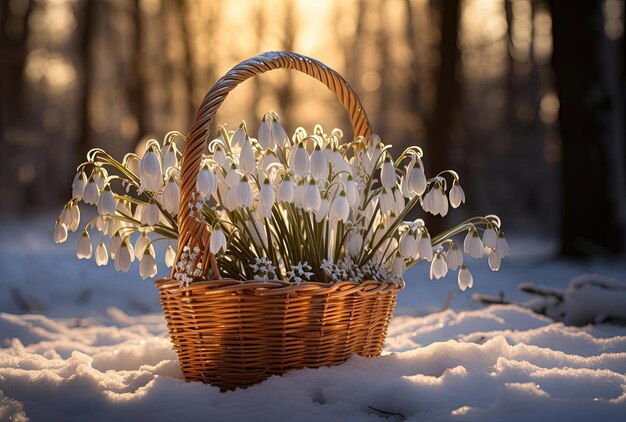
left=0, top=0, right=624, bottom=259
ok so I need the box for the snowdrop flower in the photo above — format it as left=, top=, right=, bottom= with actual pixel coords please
left=488, top=250, right=501, bottom=271
left=310, top=145, right=327, bottom=178
left=210, top=226, right=227, bottom=254
left=429, top=249, right=448, bottom=279
left=95, top=241, right=108, bottom=266
left=126, top=155, right=141, bottom=176
left=163, top=178, right=180, bottom=214
left=116, top=238, right=134, bottom=273
left=344, top=174, right=358, bottom=206
left=72, top=172, right=87, bottom=200
left=278, top=175, right=295, bottom=203
left=59, top=204, right=72, bottom=226
left=347, top=231, right=363, bottom=257
left=394, top=188, right=405, bottom=214
left=231, top=127, right=246, bottom=149
left=399, top=229, right=417, bottom=259
left=495, top=232, right=510, bottom=258
left=423, top=181, right=448, bottom=217
left=139, top=246, right=157, bottom=279
left=408, top=159, right=427, bottom=196
left=53, top=219, right=68, bottom=244
left=110, top=232, right=122, bottom=259
left=458, top=264, right=473, bottom=291
left=165, top=243, right=176, bottom=267
left=464, top=226, right=484, bottom=259
left=135, top=231, right=150, bottom=257
left=445, top=242, right=463, bottom=270
left=329, top=190, right=350, bottom=222
left=97, top=186, right=117, bottom=216
left=380, top=188, right=395, bottom=214
left=76, top=231, right=92, bottom=259
left=293, top=179, right=307, bottom=208
left=196, top=165, right=216, bottom=196
left=235, top=176, right=254, bottom=208
left=258, top=117, right=274, bottom=150
left=316, top=195, right=330, bottom=223
left=258, top=177, right=275, bottom=218
left=272, top=120, right=289, bottom=147
left=68, top=203, right=80, bottom=232
left=141, top=202, right=160, bottom=226
left=482, top=222, right=497, bottom=249
left=416, top=228, right=433, bottom=261
left=392, top=255, right=406, bottom=278
left=380, top=157, right=396, bottom=189
left=214, top=145, right=227, bottom=165
left=304, top=179, right=321, bottom=213
left=140, top=147, right=163, bottom=192
left=162, top=141, right=178, bottom=171
left=289, top=142, right=309, bottom=173
left=449, top=179, right=465, bottom=208
left=239, top=136, right=256, bottom=173
left=83, top=177, right=100, bottom=205
left=225, top=162, right=240, bottom=188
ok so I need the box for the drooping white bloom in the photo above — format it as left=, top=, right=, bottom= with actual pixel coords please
left=278, top=175, right=294, bottom=203
left=53, top=219, right=68, bottom=244
left=72, top=172, right=87, bottom=200
left=399, top=229, right=417, bottom=259
left=126, top=156, right=141, bottom=176
left=165, top=243, right=176, bottom=267
left=464, top=226, right=484, bottom=259
left=347, top=231, right=363, bottom=257
left=97, top=186, right=117, bottom=216
left=293, top=180, right=307, bottom=208
left=69, top=203, right=80, bottom=232
left=116, top=239, right=134, bottom=273
left=95, top=241, right=108, bottom=266
left=140, top=147, right=163, bottom=192
left=139, top=246, right=157, bottom=279
left=394, top=188, right=405, bottom=214
left=210, top=226, right=227, bottom=254
left=423, top=181, right=448, bottom=216
left=196, top=165, right=216, bottom=196
left=59, top=205, right=71, bottom=226
left=134, top=231, right=150, bottom=257
left=76, top=231, right=92, bottom=259
left=258, top=178, right=275, bottom=218
left=271, top=120, right=289, bottom=147
left=310, top=145, right=327, bottom=178
left=289, top=143, right=309, bottom=173
left=392, top=255, right=406, bottom=278
left=380, top=157, right=396, bottom=189
left=236, top=176, right=254, bottom=208
left=488, top=249, right=501, bottom=271
left=482, top=223, right=498, bottom=249
left=163, top=178, right=180, bottom=214
left=344, top=175, right=358, bottom=206
left=408, top=159, right=427, bottom=196
left=213, top=145, right=227, bottom=165
left=95, top=215, right=107, bottom=233
left=239, top=136, right=256, bottom=173
left=416, top=228, right=433, bottom=261
left=141, top=202, right=160, bottom=226
left=83, top=178, right=99, bottom=205
left=429, top=250, right=448, bottom=279
left=458, top=264, right=473, bottom=291
left=367, top=135, right=383, bottom=171
left=495, top=232, right=510, bottom=258
left=449, top=179, right=465, bottom=208
left=380, top=188, right=396, bottom=214
left=110, top=232, right=122, bottom=259
left=315, top=196, right=330, bottom=223
left=258, top=117, right=274, bottom=150
left=445, top=242, right=463, bottom=270
left=93, top=168, right=107, bottom=189
left=304, top=179, right=321, bottom=213
left=329, top=191, right=350, bottom=222
left=162, top=142, right=178, bottom=171
left=231, top=127, right=246, bottom=149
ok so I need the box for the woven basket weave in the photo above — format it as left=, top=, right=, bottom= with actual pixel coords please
left=157, top=51, right=403, bottom=390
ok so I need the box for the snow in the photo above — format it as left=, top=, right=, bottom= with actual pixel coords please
left=1, top=215, right=626, bottom=421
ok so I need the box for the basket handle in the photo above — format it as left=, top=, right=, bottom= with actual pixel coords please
left=173, top=51, right=372, bottom=279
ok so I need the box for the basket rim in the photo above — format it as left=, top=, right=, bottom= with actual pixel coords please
left=154, top=277, right=404, bottom=297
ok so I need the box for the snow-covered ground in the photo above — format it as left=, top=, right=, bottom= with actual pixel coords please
left=1, top=215, right=626, bottom=421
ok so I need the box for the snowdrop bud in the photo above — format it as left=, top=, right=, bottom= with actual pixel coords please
left=399, top=229, right=417, bottom=258
left=95, top=241, right=108, bottom=266
left=290, top=143, right=309, bottom=173
left=239, top=137, right=256, bottom=173
left=72, top=172, right=87, bottom=200
left=272, top=120, right=289, bottom=147
left=110, top=232, right=122, bottom=259
left=329, top=191, right=350, bottom=222
left=310, top=145, right=328, bottom=177
left=278, top=175, right=294, bottom=203
left=196, top=165, right=216, bottom=196
left=76, top=231, right=92, bottom=259
left=429, top=250, right=448, bottom=279
left=162, top=142, right=178, bottom=171
left=231, top=127, right=246, bottom=148
left=408, top=160, right=427, bottom=196
left=163, top=178, right=180, bottom=214
left=69, top=203, right=80, bottom=232
left=316, top=196, right=330, bottom=223
left=482, top=222, right=497, bottom=249
left=165, top=243, right=176, bottom=267
left=488, top=250, right=501, bottom=271
left=140, top=148, right=163, bottom=192
left=97, top=186, right=117, bottom=216
left=304, top=179, right=321, bottom=213
left=139, top=247, right=157, bottom=279
left=83, top=177, right=100, bottom=205
left=236, top=176, right=254, bottom=208
left=394, top=188, right=405, bottom=214
left=135, top=231, right=150, bottom=257
left=393, top=256, right=406, bottom=278
left=449, top=179, right=465, bottom=208
left=458, top=264, right=473, bottom=291
left=380, top=157, right=396, bottom=189
left=495, top=232, right=510, bottom=258
left=417, top=228, right=433, bottom=261
left=258, top=118, right=273, bottom=150
left=53, top=219, right=68, bottom=244
left=464, top=226, right=484, bottom=259
left=210, top=227, right=227, bottom=254
left=141, top=202, right=160, bottom=226
left=258, top=178, right=276, bottom=218
left=445, top=242, right=463, bottom=271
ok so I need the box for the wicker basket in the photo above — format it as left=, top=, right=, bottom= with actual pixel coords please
left=157, top=51, right=403, bottom=390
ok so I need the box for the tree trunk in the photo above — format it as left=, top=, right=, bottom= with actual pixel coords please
left=550, top=0, right=626, bottom=256
left=77, top=0, right=96, bottom=162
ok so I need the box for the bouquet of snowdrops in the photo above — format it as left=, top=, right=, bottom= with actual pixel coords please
left=55, top=111, right=509, bottom=290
